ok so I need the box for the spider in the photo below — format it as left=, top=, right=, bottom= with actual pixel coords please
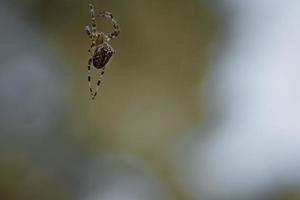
left=85, top=3, right=120, bottom=99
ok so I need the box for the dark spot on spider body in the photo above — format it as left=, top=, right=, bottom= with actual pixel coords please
left=92, top=43, right=114, bottom=69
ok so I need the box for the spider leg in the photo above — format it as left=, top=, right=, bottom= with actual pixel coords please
left=85, top=25, right=92, bottom=39
left=87, top=56, right=94, bottom=97
left=87, top=33, right=96, bottom=84
left=91, top=67, right=106, bottom=100
left=97, top=11, right=120, bottom=41
left=109, top=17, right=120, bottom=40
left=89, top=4, right=97, bottom=38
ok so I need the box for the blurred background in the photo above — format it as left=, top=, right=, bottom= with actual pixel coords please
left=1, top=0, right=300, bottom=200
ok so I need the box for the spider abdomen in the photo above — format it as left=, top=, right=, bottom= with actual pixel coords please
left=92, top=43, right=114, bottom=69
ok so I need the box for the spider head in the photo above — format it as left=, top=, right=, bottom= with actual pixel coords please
left=95, top=33, right=110, bottom=46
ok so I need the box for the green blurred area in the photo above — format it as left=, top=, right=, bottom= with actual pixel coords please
left=0, top=151, right=70, bottom=200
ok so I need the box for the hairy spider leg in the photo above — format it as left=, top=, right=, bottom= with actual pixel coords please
left=85, top=25, right=94, bottom=40
left=91, top=67, right=106, bottom=100
left=97, top=11, right=120, bottom=41
left=110, top=18, right=121, bottom=39
left=87, top=56, right=94, bottom=97
left=89, top=3, right=97, bottom=38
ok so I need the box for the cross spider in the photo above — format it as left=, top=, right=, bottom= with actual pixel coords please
left=85, top=3, right=120, bottom=99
